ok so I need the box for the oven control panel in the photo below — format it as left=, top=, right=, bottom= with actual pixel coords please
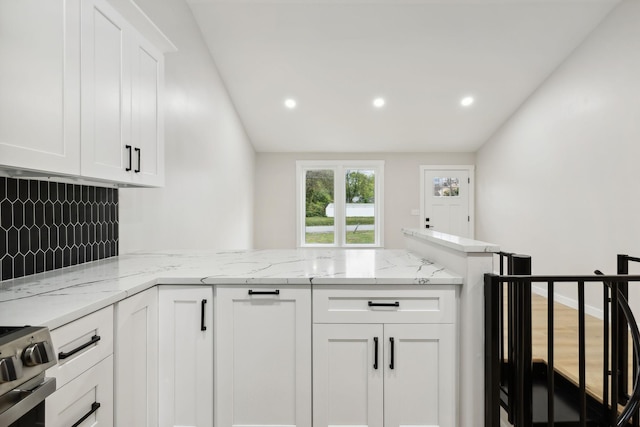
left=0, top=326, right=56, bottom=396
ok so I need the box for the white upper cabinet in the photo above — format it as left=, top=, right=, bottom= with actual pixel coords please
left=130, top=35, right=164, bottom=187
left=80, top=0, right=132, bottom=184
left=0, top=0, right=168, bottom=187
left=0, top=0, right=81, bottom=176
left=81, top=0, right=165, bottom=187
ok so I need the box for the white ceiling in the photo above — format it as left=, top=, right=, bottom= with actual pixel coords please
left=186, top=0, right=620, bottom=153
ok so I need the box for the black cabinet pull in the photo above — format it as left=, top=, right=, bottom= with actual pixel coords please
left=125, top=145, right=132, bottom=171
left=201, top=299, right=207, bottom=331
left=58, top=335, right=101, bottom=360
left=134, top=147, right=141, bottom=173
left=71, top=402, right=100, bottom=427
left=373, top=337, right=379, bottom=370
left=368, top=301, right=399, bottom=307
left=389, top=337, right=395, bottom=370
left=248, top=290, right=280, bottom=295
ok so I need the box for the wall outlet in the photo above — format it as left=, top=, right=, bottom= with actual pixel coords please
left=410, top=209, right=419, bottom=216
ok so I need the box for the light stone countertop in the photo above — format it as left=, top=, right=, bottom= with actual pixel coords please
left=402, top=228, right=500, bottom=253
left=0, top=249, right=462, bottom=329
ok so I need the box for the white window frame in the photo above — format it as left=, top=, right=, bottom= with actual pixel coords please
left=296, top=160, right=384, bottom=248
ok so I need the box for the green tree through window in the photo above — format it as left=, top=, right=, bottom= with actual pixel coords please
left=345, top=170, right=375, bottom=203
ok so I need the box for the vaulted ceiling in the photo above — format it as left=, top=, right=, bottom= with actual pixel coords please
left=186, top=0, right=620, bottom=153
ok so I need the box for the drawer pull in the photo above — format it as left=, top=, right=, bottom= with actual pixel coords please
left=248, top=290, right=280, bottom=295
left=368, top=301, right=399, bottom=308
left=71, top=402, right=100, bottom=427
left=58, top=335, right=101, bottom=360
left=201, top=299, right=207, bottom=331
left=389, top=337, right=395, bottom=370
left=373, top=337, right=379, bottom=370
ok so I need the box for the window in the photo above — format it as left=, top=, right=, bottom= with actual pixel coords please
left=433, top=177, right=460, bottom=197
left=297, top=161, right=384, bottom=247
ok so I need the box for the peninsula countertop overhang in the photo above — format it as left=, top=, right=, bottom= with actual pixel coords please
left=0, top=248, right=462, bottom=329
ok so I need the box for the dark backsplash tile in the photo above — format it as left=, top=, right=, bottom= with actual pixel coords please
left=0, top=177, right=118, bottom=281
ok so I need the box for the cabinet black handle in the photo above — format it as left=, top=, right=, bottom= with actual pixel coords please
left=71, top=402, right=101, bottom=427
left=248, top=290, right=280, bottom=295
left=201, top=299, right=207, bottom=331
left=58, top=335, right=101, bottom=360
left=373, top=337, right=379, bottom=370
left=134, top=147, right=141, bottom=173
left=125, top=145, right=132, bottom=171
left=389, top=337, right=395, bottom=370
left=368, top=301, right=399, bottom=307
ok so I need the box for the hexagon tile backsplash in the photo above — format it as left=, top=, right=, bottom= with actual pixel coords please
left=0, top=177, right=118, bottom=281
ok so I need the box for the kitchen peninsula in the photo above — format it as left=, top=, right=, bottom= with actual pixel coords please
left=0, top=229, right=499, bottom=427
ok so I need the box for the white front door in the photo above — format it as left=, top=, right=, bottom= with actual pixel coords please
left=421, top=166, right=473, bottom=238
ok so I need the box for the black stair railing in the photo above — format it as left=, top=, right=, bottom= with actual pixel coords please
left=595, top=269, right=640, bottom=427
left=485, top=254, right=640, bottom=427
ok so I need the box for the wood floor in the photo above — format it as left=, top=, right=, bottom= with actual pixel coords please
left=516, top=293, right=634, bottom=403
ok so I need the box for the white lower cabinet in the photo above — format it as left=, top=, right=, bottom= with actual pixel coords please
left=45, top=354, right=114, bottom=427
left=158, top=286, right=213, bottom=427
left=383, top=323, right=456, bottom=427
left=215, top=285, right=312, bottom=427
left=313, top=286, right=457, bottom=427
left=314, top=323, right=455, bottom=427
left=313, top=324, right=384, bottom=427
left=115, top=287, right=158, bottom=427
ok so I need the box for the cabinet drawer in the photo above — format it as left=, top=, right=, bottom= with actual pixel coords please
left=313, top=287, right=455, bottom=324
left=49, top=306, right=113, bottom=388
left=46, top=355, right=113, bottom=427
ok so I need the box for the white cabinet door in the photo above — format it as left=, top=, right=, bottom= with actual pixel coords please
left=313, top=324, right=384, bottom=427
left=0, top=0, right=80, bottom=175
left=384, top=323, right=456, bottom=427
left=80, top=0, right=133, bottom=183
left=158, top=286, right=213, bottom=427
left=115, top=287, right=158, bottom=427
left=216, top=285, right=312, bottom=427
left=130, top=35, right=164, bottom=187
left=46, top=355, right=114, bottom=427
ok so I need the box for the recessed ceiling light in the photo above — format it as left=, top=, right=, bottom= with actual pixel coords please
left=460, top=96, right=475, bottom=107
left=373, top=97, right=386, bottom=108
left=284, top=98, right=297, bottom=109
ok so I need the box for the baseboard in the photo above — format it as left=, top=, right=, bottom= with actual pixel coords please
left=532, top=285, right=604, bottom=320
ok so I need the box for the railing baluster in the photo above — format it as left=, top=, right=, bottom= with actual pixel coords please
left=612, top=280, right=620, bottom=427
left=508, top=275, right=516, bottom=424
left=631, top=351, right=640, bottom=427
left=513, top=255, right=532, bottom=427
left=618, top=255, right=630, bottom=405
left=603, top=281, right=610, bottom=424
left=485, top=273, right=501, bottom=427
left=578, top=281, right=587, bottom=427
left=547, top=280, right=555, bottom=427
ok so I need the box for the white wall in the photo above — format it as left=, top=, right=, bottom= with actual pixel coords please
left=476, top=0, right=640, bottom=317
left=254, top=152, right=475, bottom=249
left=119, top=0, right=255, bottom=252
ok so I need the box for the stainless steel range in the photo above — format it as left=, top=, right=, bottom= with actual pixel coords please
left=0, top=326, right=57, bottom=426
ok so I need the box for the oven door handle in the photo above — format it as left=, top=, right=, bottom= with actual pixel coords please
left=0, top=376, right=56, bottom=426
